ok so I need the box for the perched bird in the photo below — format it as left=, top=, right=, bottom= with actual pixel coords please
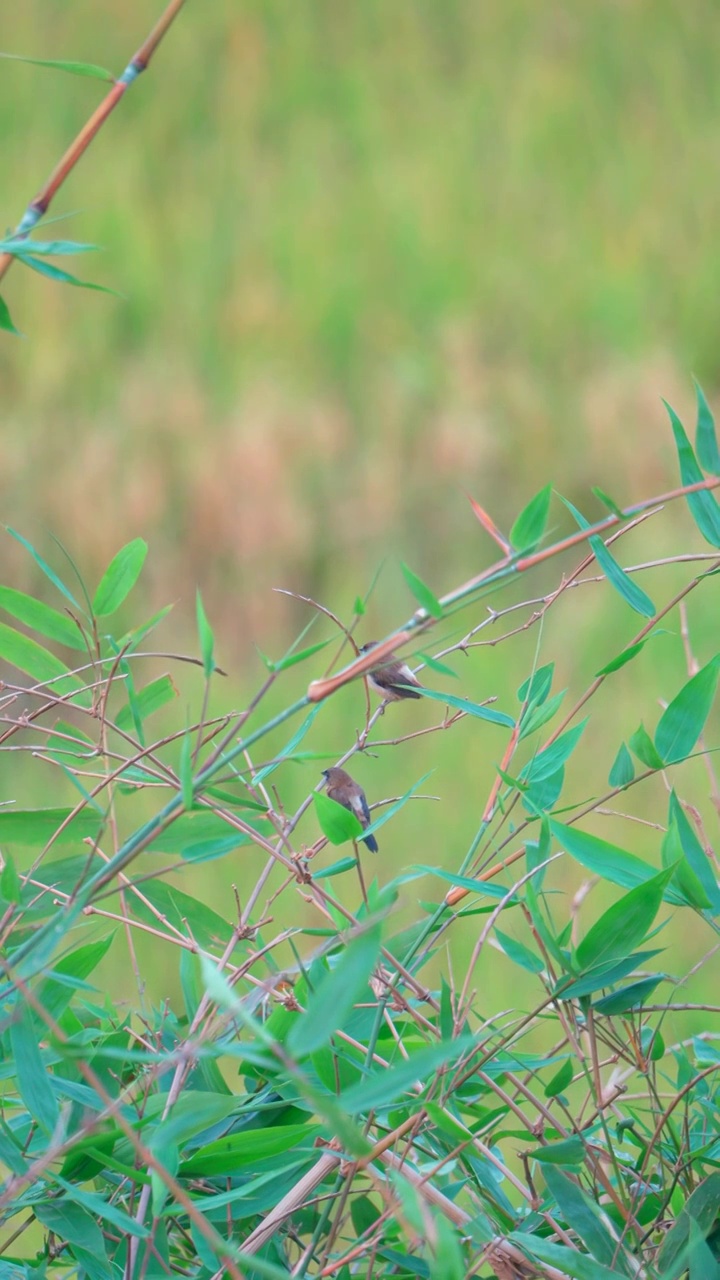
left=359, top=640, right=424, bottom=702
left=321, top=767, right=378, bottom=852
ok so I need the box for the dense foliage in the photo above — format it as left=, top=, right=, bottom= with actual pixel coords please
left=0, top=392, right=719, bottom=1278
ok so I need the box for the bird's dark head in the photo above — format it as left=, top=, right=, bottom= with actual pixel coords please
left=359, top=641, right=379, bottom=655
left=322, top=766, right=350, bottom=787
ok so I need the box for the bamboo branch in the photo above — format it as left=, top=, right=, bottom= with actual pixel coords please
left=0, top=0, right=186, bottom=284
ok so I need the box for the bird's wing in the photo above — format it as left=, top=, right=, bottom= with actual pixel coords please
left=349, top=790, right=372, bottom=828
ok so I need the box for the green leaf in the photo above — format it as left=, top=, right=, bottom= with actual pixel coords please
left=0, top=622, right=88, bottom=704
left=657, top=1172, right=720, bottom=1274
left=0, top=293, right=21, bottom=336
left=287, top=924, right=382, bottom=1058
left=414, top=866, right=510, bottom=900
left=10, top=1004, right=59, bottom=1135
left=609, top=742, right=635, bottom=787
left=668, top=791, right=720, bottom=913
left=418, top=652, right=459, bottom=678
left=655, top=655, right=720, bottom=764
left=510, top=483, right=552, bottom=551
left=37, top=935, right=115, bottom=1022
left=0, top=238, right=100, bottom=257
left=551, top=820, right=659, bottom=890
left=590, top=537, right=655, bottom=617
left=362, top=771, right=433, bottom=843
left=519, top=689, right=566, bottom=740
left=92, top=538, right=147, bottom=616
left=270, top=637, right=332, bottom=672
left=180, top=1125, right=319, bottom=1176
left=137, top=882, right=236, bottom=950
left=495, top=928, right=544, bottom=974
left=0, top=584, right=85, bottom=649
left=510, top=1233, right=621, bottom=1280
left=18, top=252, right=117, bottom=295
left=0, top=53, right=113, bottom=80
left=518, top=663, right=554, bottom=706
left=196, top=589, right=216, bottom=676
left=554, top=949, right=664, bottom=1000
left=575, top=866, right=675, bottom=972
left=695, top=381, right=720, bottom=475
left=544, top=1058, right=574, bottom=1098
left=340, top=1034, right=475, bottom=1114
left=115, top=674, right=177, bottom=732
left=592, top=486, right=624, bottom=517
left=562, top=495, right=655, bottom=617
left=413, top=685, right=515, bottom=727
left=313, top=855, right=358, bottom=879
left=665, top=401, right=720, bottom=547
left=662, top=818, right=713, bottom=911
left=520, top=719, right=587, bottom=784
left=400, top=562, right=443, bottom=619
left=595, top=639, right=648, bottom=677
left=528, top=1136, right=585, bottom=1165
left=353, top=595, right=365, bottom=616
left=145, top=811, right=255, bottom=856
left=0, top=853, right=21, bottom=903
left=6, top=527, right=80, bottom=608
left=541, top=1165, right=628, bottom=1272
left=629, top=723, right=665, bottom=770
left=52, top=1175, right=149, bottom=1238
left=313, top=791, right=363, bottom=845
left=592, top=975, right=664, bottom=1013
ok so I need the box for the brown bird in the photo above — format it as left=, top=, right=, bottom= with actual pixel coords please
left=359, top=640, right=424, bottom=702
left=321, top=767, right=378, bottom=852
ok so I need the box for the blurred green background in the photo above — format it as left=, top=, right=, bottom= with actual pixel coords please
left=2, top=2, right=720, bottom=1035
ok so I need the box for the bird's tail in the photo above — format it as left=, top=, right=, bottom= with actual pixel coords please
left=362, top=832, right=379, bottom=853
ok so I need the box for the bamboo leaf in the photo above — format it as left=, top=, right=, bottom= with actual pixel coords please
left=575, top=866, right=675, bottom=971
left=287, top=923, right=382, bottom=1058
left=562, top=495, right=655, bottom=617
left=544, top=1058, right=574, bottom=1098
left=629, top=723, right=665, bottom=770
left=19, top=252, right=118, bottom=295
left=592, top=975, right=664, bottom=1013
left=510, top=484, right=552, bottom=551
left=694, top=380, right=720, bottom=476
left=400, top=562, right=443, bottom=618
left=0, top=808, right=102, bottom=846
left=10, top=1004, right=59, bottom=1135
left=665, top=400, right=720, bottom=546
left=195, top=589, right=215, bottom=676
left=92, top=538, right=147, bottom=616
left=520, top=719, right=587, bottom=784
left=413, top=685, right=515, bottom=727
left=595, top=639, right=647, bottom=676
left=0, top=585, right=85, bottom=649
left=313, top=791, right=363, bottom=845
left=0, top=293, right=21, bottom=336
left=608, top=742, right=635, bottom=787
left=0, top=52, right=113, bottom=80
left=362, top=771, right=433, bottom=843
left=6, top=527, right=80, bottom=609
left=654, top=655, right=720, bottom=764
left=115, top=675, right=177, bottom=732
left=0, top=621, right=87, bottom=702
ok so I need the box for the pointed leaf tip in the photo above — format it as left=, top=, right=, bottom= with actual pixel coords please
left=195, top=590, right=215, bottom=677
left=510, top=484, right=552, bottom=551
left=694, top=380, right=720, bottom=476
left=400, top=563, right=443, bottom=619
left=93, top=538, right=147, bottom=616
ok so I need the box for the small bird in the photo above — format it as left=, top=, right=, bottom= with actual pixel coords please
left=321, top=767, right=378, bottom=852
left=359, top=640, right=424, bottom=702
